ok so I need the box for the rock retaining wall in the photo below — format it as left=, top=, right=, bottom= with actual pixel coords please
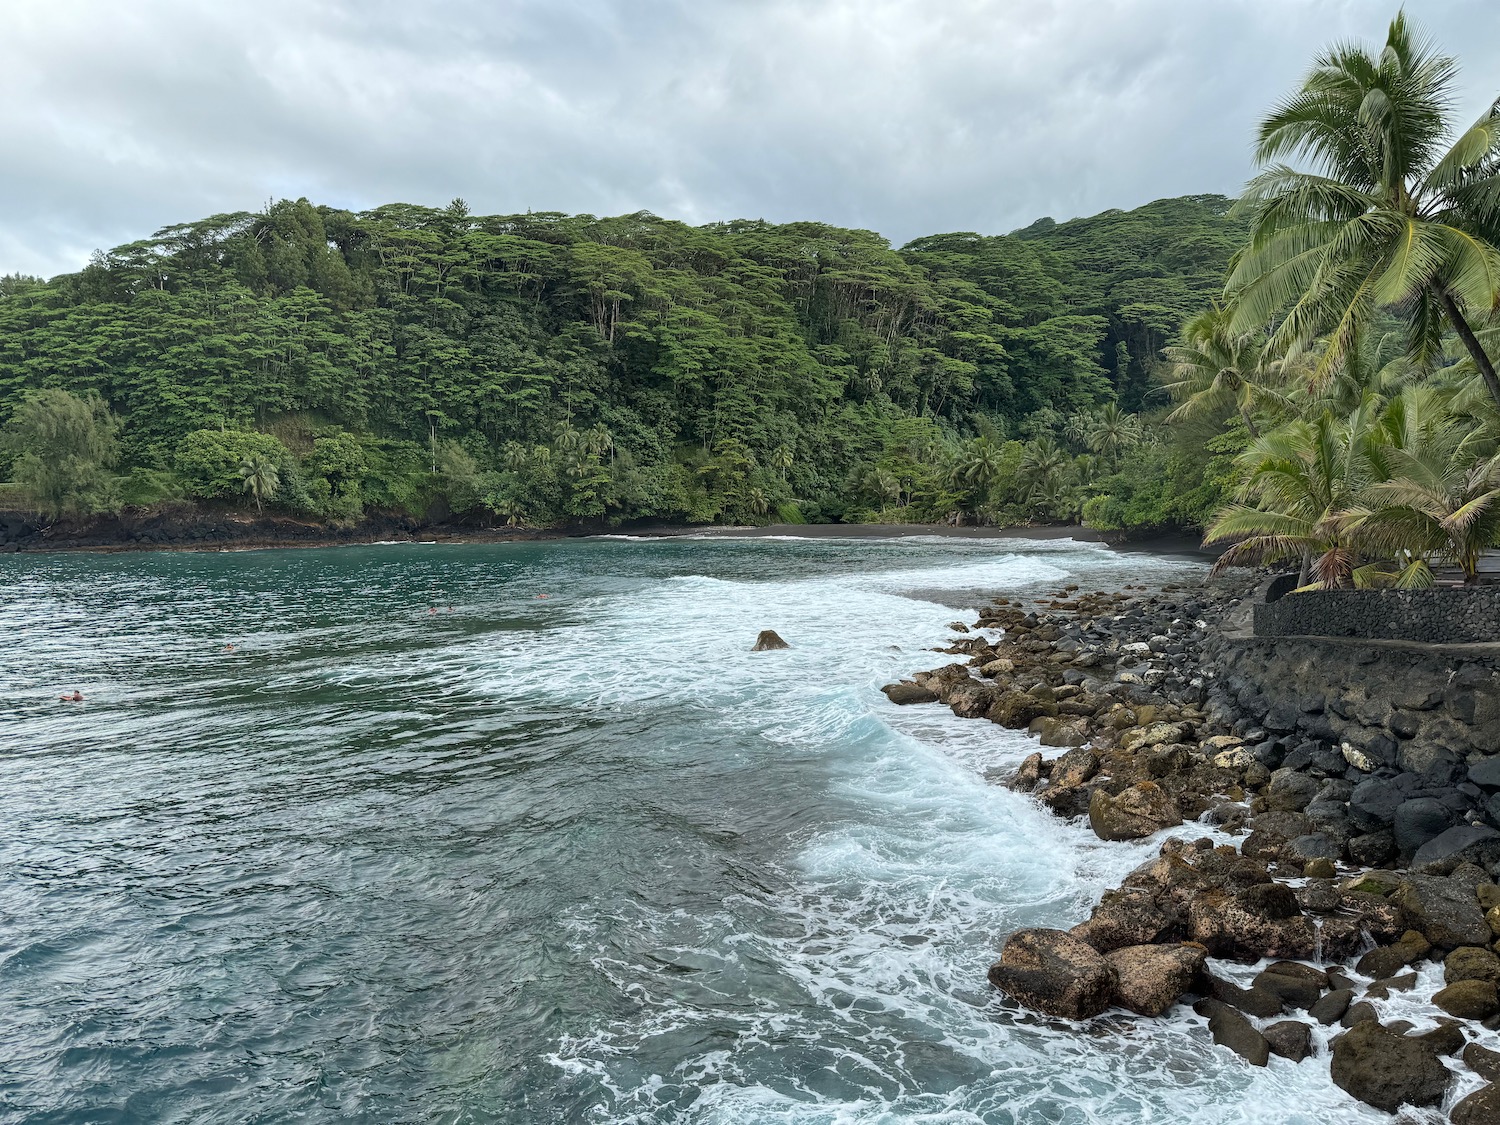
left=1254, top=574, right=1500, bottom=645
left=1205, top=632, right=1500, bottom=765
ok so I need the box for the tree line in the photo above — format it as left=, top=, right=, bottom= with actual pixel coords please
left=0, top=188, right=1243, bottom=531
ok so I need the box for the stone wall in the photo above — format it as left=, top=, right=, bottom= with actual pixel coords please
left=1253, top=575, right=1500, bottom=645
left=1206, top=632, right=1500, bottom=764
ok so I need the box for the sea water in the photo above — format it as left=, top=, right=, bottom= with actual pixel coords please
left=0, top=536, right=1400, bottom=1122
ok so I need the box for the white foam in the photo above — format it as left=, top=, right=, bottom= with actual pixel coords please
left=535, top=543, right=1395, bottom=1122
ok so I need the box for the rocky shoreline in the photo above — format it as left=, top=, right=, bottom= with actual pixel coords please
left=883, top=578, right=1500, bottom=1120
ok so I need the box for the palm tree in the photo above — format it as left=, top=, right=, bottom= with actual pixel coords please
left=769, top=443, right=795, bottom=481
left=952, top=436, right=1007, bottom=495
left=872, top=468, right=902, bottom=508
left=1019, top=434, right=1069, bottom=496
left=501, top=441, right=531, bottom=472
left=1205, top=407, right=1378, bottom=587
left=1161, top=304, right=1289, bottom=437
left=1082, top=403, right=1144, bottom=467
left=587, top=425, right=615, bottom=466
left=1351, top=387, right=1500, bottom=583
left=239, top=453, right=279, bottom=515
left=1228, top=13, right=1500, bottom=405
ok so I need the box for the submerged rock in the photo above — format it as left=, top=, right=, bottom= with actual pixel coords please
left=1193, top=998, right=1270, bottom=1066
left=881, top=681, right=937, bottom=705
left=1263, top=1019, right=1312, bottom=1062
left=1329, top=1021, right=1451, bottom=1113
left=751, top=629, right=790, bottom=651
left=988, top=928, right=1117, bottom=1020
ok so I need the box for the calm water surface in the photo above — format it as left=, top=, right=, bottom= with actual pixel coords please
left=0, top=537, right=1395, bottom=1122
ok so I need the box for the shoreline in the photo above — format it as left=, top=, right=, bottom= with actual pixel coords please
left=889, top=577, right=1500, bottom=1117
left=0, top=511, right=1217, bottom=558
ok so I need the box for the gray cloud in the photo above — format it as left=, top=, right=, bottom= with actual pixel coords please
left=3, top=0, right=1498, bottom=278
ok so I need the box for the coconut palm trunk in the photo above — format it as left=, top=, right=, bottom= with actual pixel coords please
left=1436, top=288, right=1500, bottom=409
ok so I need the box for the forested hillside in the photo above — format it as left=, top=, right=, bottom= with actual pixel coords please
left=0, top=194, right=1245, bottom=530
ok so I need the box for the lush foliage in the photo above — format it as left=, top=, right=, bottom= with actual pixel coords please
left=1201, top=14, right=1500, bottom=586
left=0, top=196, right=1246, bottom=528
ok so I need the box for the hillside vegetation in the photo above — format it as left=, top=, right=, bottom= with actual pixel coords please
left=0, top=194, right=1245, bottom=531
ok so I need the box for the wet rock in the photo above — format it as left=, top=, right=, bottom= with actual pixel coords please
left=1207, top=974, right=1285, bottom=1018
left=1434, top=980, right=1500, bottom=1020
left=1453, top=1084, right=1500, bottom=1125
left=881, top=681, right=937, bottom=705
left=1193, top=999, right=1270, bottom=1066
left=987, top=690, right=1056, bottom=729
left=1446, top=947, right=1500, bottom=985
left=1412, top=1021, right=1465, bottom=1057
left=1341, top=1001, right=1379, bottom=1028
left=1035, top=718, right=1089, bottom=748
left=1471, top=760, right=1500, bottom=790
left=1235, top=882, right=1300, bottom=920
left=1287, top=833, right=1340, bottom=862
left=945, top=681, right=997, bottom=719
left=1302, top=857, right=1336, bottom=880
left=1008, top=752, right=1044, bottom=793
left=1186, top=889, right=1317, bottom=962
left=1318, top=916, right=1367, bottom=962
left=1348, top=831, right=1397, bottom=866
left=1394, top=876, right=1491, bottom=949
left=1266, top=769, right=1320, bottom=812
left=752, top=629, right=791, bottom=651
left=1310, top=988, right=1353, bottom=1025
left=1104, top=943, right=1205, bottom=1017
left=1464, top=1042, right=1500, bottom=1083
left=1088, top=782, right=1182, bottom=842
left=1263, top=1019, right=1313, bottom=1062
left=1365, top=972, right=1417, bottom=1000
left=988, top=928, right=1117, bottom=1020
left=1049, top=747, right=1099, bottom=789
left=1349, top=778, right=1403, bottom=831
left=1356, top=931, right=1431, bottom=980
left=1329, top=1021, right=1452, bottom=1113
left=1253, top=962, right=1324, bottom=1010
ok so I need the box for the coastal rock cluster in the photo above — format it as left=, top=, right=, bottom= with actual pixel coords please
left=883, top=579, right=1500, bottom=1119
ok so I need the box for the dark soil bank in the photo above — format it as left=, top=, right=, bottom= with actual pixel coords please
left=885, top=578, right=1500, bottom=1119
left=0, top=508, right=1119, bottom=555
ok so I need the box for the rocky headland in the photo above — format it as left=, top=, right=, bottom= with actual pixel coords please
left=884, top=577, right=1500, bottom=1120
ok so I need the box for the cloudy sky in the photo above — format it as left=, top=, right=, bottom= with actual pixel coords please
left=4, top=0, right=1498, bottom=278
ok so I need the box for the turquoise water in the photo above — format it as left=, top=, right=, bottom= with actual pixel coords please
left=0, top=537, right=1385, bottom=1123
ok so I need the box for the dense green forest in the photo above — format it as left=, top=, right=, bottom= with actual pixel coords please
left=0, top=193, right=1247, bottom=531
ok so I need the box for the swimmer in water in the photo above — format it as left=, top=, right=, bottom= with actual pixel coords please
left=224, top=644, right=236, bottom=652
left=59, top=690, right=83, bottom=702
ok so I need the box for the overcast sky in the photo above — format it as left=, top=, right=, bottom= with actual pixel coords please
left=3, top=0, right=1498, bottom=279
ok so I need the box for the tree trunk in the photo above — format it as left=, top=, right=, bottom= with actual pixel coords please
left=1240, top=405, right=1260, bottom=439
left=1437, top=288, right=1500, bottom=409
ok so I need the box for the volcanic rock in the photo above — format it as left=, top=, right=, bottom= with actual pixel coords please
left=1329, top=1021, right=1451, bottom=1113
left=1104, top=943, right=1205, bottom=1017
left=988, top=928, right=1117, bottom=1020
